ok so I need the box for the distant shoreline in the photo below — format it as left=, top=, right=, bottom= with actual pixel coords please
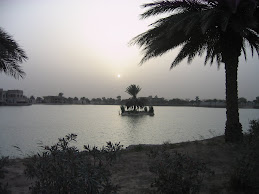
left=1, top=102, right=257, bottom=109
left=25, top=103, right=259, bottom=109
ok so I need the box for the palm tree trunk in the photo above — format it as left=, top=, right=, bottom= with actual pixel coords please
left=224, top=58, right=243, bottom=142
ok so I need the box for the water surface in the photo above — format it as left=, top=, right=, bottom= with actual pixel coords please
left=0, top=105, right=258, bottom=157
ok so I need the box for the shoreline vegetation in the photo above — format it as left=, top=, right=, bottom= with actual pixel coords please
left=1, top=119, right=259, bottom=193
left=2, top=90, right=259, bottom=109
left=36, top=103, right=258, bottom=109
left=27, top=98, right=259, bottom=109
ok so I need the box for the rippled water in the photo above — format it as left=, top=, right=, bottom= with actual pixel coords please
left=0, top=105, right=258, bottom=157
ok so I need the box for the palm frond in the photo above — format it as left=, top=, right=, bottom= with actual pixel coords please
left=132, top=0, right=258, bottom=68
left=200, top=9, right=217, bottom=33
left=241, top=40, right=247, bottom=60
left=0, top=28, right=27, bottom=79
left=141, top=0, right=210, bottom=19
left=243, top=28, right=259, bottom=57
left=171, top=33, right=207, bottom=68
left=125, top=84, right=142, bottom=98
left=0, top=60, right=25, bottom=79
left=131, top=11, right=202, bottom=64
left=202, top=29, right=221, bottom=66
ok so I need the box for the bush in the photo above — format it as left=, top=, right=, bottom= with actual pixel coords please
left=0, top=156, right=10, bottom=193
left=149, top=150, right=211, bottom=194
left=24, top=134, right=123, bottom=194
left=246, top=119, right=259, bottom=146
left=229, top=119, right=259, bottom=193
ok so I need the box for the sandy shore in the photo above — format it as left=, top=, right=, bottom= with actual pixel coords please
left=2, top=135, right=242, bottom=193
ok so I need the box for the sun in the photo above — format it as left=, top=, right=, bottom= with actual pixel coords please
left=117, top=74, right=121, bottom=78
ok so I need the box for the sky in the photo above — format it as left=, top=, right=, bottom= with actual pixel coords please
left=0, top=0, right=258, bottom=101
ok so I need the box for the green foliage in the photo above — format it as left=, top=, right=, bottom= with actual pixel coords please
left=0, top=156, right=10, bottom=193
left=84, top=141, right=123, bottom=165
left=149, top=150, right=211, bottom=194
left=229, top=119, right=259, bottom=193
left=24, top=134, right=123, bottom=194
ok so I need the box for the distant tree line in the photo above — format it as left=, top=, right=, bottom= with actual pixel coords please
left=29, top=94, right=259, bottom=108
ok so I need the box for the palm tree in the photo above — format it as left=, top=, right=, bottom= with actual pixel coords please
left=125, top=84, right=143, bottom=111
left=0, top=28, right=27, bottom=79
left=125, top=84, right=141, bottom=99
left=131, top=0, right=259, bottom=143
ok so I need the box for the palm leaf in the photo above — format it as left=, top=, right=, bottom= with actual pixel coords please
left=0, top=28, right=27, bottom=79
left=141, top=0, right=210, bottom=19
left=125, top=84, right=141, bottom=98
left=132, top=0, right=258, bottom=67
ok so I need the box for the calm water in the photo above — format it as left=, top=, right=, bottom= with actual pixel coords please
left=0, top=105, right=258, bottom=158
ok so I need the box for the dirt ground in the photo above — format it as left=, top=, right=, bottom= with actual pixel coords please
left=2, top=136, right=243, bottom=193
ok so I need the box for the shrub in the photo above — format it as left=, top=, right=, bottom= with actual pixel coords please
left=149, top=150, right=211, bottom=194
left=0, top=156, right=10, bottom=193
left=131, top=145, right=145, bottom=152
left=229, top=119, right=259, bottom=193
left=246, top=119, right=259, bottom=146
left=24, top=134, right=123, bottom=193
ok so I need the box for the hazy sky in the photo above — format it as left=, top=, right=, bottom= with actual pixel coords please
left=0, top=0, right=258, bottom=100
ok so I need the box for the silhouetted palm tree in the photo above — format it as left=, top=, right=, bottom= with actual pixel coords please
left=0, top=28, right=27, bottom=79
left=125, top=84, right=144, bottom=111
left=131, top=0, right=259, bottom=142
left=125, top=84, right=141, bottom=99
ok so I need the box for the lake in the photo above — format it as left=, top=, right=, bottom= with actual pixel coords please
left=0, top=105, right=258, bottom=158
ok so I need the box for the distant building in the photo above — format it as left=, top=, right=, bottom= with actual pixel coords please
left=0, top=89, right=30, bottom=105
left=0, top=89, right=6, bottom=105
left=148, top=95, right=167, bottom=105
